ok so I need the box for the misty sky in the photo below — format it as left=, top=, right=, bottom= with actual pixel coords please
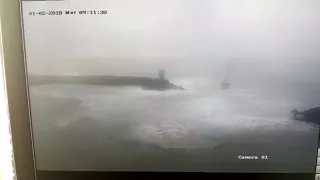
left=22, top=0, right=320, bottom=80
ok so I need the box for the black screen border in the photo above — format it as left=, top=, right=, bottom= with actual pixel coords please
left=37, top=171, right=314, bottom=180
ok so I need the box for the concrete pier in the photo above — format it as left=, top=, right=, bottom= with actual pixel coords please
left=28, top=72, right=185, bottom=91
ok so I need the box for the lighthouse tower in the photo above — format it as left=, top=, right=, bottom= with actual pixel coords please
left=158, top=70, right=165, bottom=81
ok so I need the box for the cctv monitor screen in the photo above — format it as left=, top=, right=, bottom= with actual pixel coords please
left=21, top=0, right=320, bottom=179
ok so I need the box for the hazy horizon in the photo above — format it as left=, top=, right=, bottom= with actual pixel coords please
left=22, top=0, right=320, bottom=82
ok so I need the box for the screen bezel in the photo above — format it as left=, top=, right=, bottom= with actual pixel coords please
left=1, top=0, right=36, bottom=180
left=1, top=0, right=318, bottom=180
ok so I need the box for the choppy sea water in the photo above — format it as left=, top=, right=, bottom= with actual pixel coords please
left=30, top=78, right=319, bottom=172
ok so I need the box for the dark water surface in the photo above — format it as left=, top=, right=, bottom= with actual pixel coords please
left=30, top=78, right=319, bottom=172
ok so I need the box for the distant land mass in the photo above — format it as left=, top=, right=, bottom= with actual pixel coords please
left=28, top=75, right=185, bottom=91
